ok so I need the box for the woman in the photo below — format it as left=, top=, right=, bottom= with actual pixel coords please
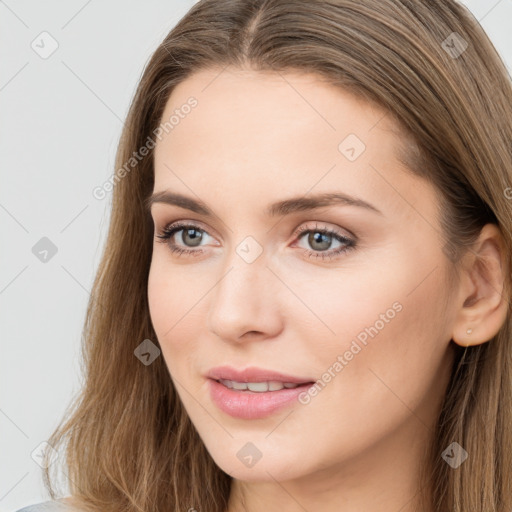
left=18, top=0, right=512, bottom=511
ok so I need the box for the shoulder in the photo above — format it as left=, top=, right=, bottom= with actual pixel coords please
left=14, top=498, right=74, bottom=512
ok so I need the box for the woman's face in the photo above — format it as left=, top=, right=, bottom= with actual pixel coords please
left=147, top=67, right=457, bottom=483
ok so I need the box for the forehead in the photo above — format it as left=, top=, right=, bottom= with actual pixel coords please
left=157, top=66, right=401, bottom=150
left=156, top=68, right=403, bottom=167
left=151, top=67, right=434, bottom=226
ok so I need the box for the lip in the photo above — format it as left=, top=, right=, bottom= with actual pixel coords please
left=206, top=365, right=315, bottom=384
left=206, top=365, right=316, bottom=420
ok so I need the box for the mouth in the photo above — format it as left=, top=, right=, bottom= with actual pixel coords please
left=214, top=378, right=314, bottom=392
left=207, top=376, right=316, bottom=419
left=205, top=365, right=316, bottom=418
left=206, top=365, right=315, bottom=386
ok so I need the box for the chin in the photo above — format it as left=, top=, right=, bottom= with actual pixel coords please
left=207, top=444, right=310, bottom=482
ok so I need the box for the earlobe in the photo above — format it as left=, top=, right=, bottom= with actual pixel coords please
left=451, top=224, right=509, bottom=347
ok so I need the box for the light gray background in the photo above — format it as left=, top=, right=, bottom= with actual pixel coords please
left=1, top=1, right=511, bottom=510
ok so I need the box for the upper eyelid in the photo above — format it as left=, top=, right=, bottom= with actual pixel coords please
left=160, top=220, right=354, bottom=244
left=164, top=220, right=217, bottom=239
left=295, top=222, right=355, bottom=239
left=151, top=205, right=357, bottom=235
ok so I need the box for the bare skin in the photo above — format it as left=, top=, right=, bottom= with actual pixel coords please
left=147, top=67, right=508, bottom=512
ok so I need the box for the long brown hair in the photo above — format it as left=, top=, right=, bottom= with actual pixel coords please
left=42, top=1, right=512, bottom=510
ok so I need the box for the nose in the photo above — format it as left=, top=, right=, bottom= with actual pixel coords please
left=206, top=247, right=284, bottom=343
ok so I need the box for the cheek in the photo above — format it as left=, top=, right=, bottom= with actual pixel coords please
left=147, top=259, right=173, bottom=336
left=147, top=257, right=203, bottom=360
left=290, top=247, right=451, bottom=411
left=355, top=286, right=448, bottom=415
left=265, top=265, right=452, bottom=468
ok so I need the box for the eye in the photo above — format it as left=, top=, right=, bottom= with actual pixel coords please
left=155, top=222, right=213, bottom=258
left=155, top=221, right=356, bottom=261
left=293, top=222, right=356, bottom=261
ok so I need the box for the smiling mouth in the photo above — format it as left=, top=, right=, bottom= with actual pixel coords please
left=215, top=379, right=314, bottom=392
left=208, top=377, right=316, bottom=419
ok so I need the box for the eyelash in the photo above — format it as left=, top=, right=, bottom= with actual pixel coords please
left=155, top=221, right=356, bottom=261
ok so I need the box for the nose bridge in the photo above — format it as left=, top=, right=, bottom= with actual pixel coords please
left=207, top=239, right=282, bottom=340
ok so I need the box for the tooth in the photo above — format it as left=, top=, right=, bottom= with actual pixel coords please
left=219, top=379, right=234, bottom=389
left=247, top=382, right=269, bottom=392
left=268, top=381, right=285, bottom=391
left=218, top=379, right=305, bottom=391
left=231, top=381, right=248, bottom=390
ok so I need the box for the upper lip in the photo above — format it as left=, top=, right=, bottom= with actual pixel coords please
left=206, top=365, right=315, bottom=384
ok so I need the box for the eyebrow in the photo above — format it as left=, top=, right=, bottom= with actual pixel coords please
left=144, top=190, right=383, bottom=217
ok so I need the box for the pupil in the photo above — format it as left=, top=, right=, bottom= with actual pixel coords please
left=309, top=232, right=331, bottom=251
left=183, top=228, right=202, bottom=247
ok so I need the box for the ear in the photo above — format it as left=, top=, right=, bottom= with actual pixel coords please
left=451, top=223, right=509, bottom=347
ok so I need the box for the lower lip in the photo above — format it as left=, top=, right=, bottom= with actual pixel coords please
left=207, top=378, right=314, bottom=419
